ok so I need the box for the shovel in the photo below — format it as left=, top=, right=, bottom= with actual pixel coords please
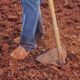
left=36, top=0, right=67, bottom=66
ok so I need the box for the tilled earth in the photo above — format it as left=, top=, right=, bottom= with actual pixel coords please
left=0, top=0, right=80, bottom=80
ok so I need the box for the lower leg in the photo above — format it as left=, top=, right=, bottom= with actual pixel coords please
left=35, top=8, right=45, bottom=38
left=11, top=0, right=40, bottom=60
left=20, top=0, right=40, bottom=51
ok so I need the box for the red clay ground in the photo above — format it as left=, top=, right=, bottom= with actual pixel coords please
left=0, top=0, right=80, bottom=80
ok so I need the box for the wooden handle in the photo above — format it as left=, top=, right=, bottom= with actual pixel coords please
left=48, top=0, right=64, bottom=62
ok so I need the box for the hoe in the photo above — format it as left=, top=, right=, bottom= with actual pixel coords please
left=36, top=0, right=67, bottom=66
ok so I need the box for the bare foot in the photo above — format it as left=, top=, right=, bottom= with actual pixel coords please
left=10, top=46, right=29, bottom=60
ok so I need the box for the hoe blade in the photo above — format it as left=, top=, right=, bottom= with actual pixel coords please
left=36, top=48, right=67, bottom=66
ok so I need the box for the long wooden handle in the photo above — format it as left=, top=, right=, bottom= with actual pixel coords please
left=48, top=0, right=64, bottom=62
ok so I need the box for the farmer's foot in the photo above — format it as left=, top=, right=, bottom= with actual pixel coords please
left=10, top=46, right=29, bottom=60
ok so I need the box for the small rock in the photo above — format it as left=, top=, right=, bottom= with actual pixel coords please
left=71, top=51, right=75, bottom=54
left=72, top=35, right=77, bottom=38
left=71, top=63, right=78, bottom=69
left=41, top=49, right=45, bottom=52
left=0, top=69, right=4, bottom=75
left=76, top=26, right=80, bottom=30
left=8, top=15, right=18, bottom=21
left=2, top=43, right=9, bottom=51
left=14, top=37, right=20, bottom=44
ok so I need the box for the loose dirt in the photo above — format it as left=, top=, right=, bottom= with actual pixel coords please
left=0, top=0, right=80, bottom=80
